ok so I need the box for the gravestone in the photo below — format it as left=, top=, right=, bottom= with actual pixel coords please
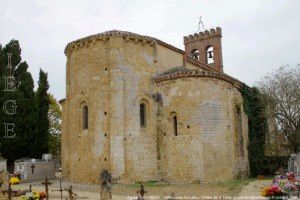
left=288, top=153, right=300, bottom=179
left=0, top=156, right=7, bottom=172
left=288, top=154, right=296, bottom=173
left=14, top=157, right=55, bottom=182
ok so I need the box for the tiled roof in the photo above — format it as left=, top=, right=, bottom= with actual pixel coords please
left=154, top=66, right=244, bottom=88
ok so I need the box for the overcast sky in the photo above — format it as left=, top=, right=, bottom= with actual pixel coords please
left=0, top=0, right=299, bottom=100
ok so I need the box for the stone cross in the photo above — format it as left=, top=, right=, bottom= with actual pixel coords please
left=41, top=176, right=52, bottom=200
left=137, top=184, right=147, bottom=200
left=31, top=164, right=35, bottom=174
left=198, top=16, right=205, bottom=32
left=58, top=178, right=63, bottom=200
left=52, top=178, right=63, bottom=200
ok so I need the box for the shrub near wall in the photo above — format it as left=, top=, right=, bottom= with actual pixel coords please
left=241, top=86, right=268, bottom=177
left=262, top=156, right=289, bottom=175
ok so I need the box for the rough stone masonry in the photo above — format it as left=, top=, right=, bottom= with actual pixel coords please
left=60, top=27, right=250, bottom=184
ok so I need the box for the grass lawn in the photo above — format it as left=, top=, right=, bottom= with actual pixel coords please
left=112, top=178, right=259, bottom=197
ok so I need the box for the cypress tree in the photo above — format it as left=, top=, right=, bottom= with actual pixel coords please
left=0, top=40, right=32, bottom=166
left=15, top=62, right=36, bottom=157
left=33, top=69, right=50, bottom=157
left=0, top=40, right=41, bottom=169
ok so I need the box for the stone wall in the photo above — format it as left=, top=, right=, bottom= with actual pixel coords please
left=62, top=38, right=111, bottom=183
left=156, top=78, right=249, bottom=182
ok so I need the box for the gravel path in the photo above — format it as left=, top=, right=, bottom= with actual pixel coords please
left=238, top=180, right=270, bottom=199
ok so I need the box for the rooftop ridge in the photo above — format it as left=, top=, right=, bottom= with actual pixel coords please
left=186, top=57, right=245, bottom=87
left=154, top=67, right=243, bottom=89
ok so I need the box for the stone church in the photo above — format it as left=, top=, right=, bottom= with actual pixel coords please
left=60, top=27, right=249, bottom=184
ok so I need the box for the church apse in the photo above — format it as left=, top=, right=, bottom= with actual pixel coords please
left=61, top=29, right=249, bottom=184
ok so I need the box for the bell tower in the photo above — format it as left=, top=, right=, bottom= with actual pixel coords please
left=184, top=27, right=223, bottom=72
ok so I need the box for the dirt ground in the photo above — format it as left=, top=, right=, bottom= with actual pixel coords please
left=10, top=178, right=272, bottom=200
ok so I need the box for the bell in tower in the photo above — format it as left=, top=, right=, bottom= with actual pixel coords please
left=206, top=46, right=214, bottom=64
left=207, top=50, right=213, bottom=58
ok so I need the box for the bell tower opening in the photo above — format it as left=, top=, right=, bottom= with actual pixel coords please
left=183, top=27, right=223, bottom=72
left=206, top=46, right=214, bottom=64
left=191, top=49, right=200, bottom=61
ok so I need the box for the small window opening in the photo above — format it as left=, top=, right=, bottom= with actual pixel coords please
left=173, top=116, right=178, bottom=136
left=140, top=103, right=146, bottom=128
left=82, top=105, right=88, bottom=130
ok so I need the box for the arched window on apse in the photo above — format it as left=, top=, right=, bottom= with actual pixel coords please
left=173, top=115, right=178, bottom=136
left=82, top=105, right=88, bottom=130
left=140, top=103, right=147, bottom=128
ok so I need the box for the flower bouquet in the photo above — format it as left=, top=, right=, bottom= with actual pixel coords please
left=261, top=173, right=298, bottom=199
left=20, top=191, right=46, bottom=200
left=261, top=185, right=287, bottom=199
left=9, top=176, right=20, bottom=185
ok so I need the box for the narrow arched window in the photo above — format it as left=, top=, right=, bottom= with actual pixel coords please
left=173, top=116, right=178, bottom=136
left=206, top=46, right=214, bottom=64
left=140, top=103, right=146, bottom=128
left=82, top=105, right=88, bottom=130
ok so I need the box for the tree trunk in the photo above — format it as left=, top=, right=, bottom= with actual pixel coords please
left=296, top=124, right=300, bottom=153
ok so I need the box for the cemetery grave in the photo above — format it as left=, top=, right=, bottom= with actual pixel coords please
left=0, top=155, right=7, bottom=172
left=0, top=154, right=299, bottom=199
left=5, top=175, right=261, bottom=200
left=14, top=156, right=55, bottom=182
